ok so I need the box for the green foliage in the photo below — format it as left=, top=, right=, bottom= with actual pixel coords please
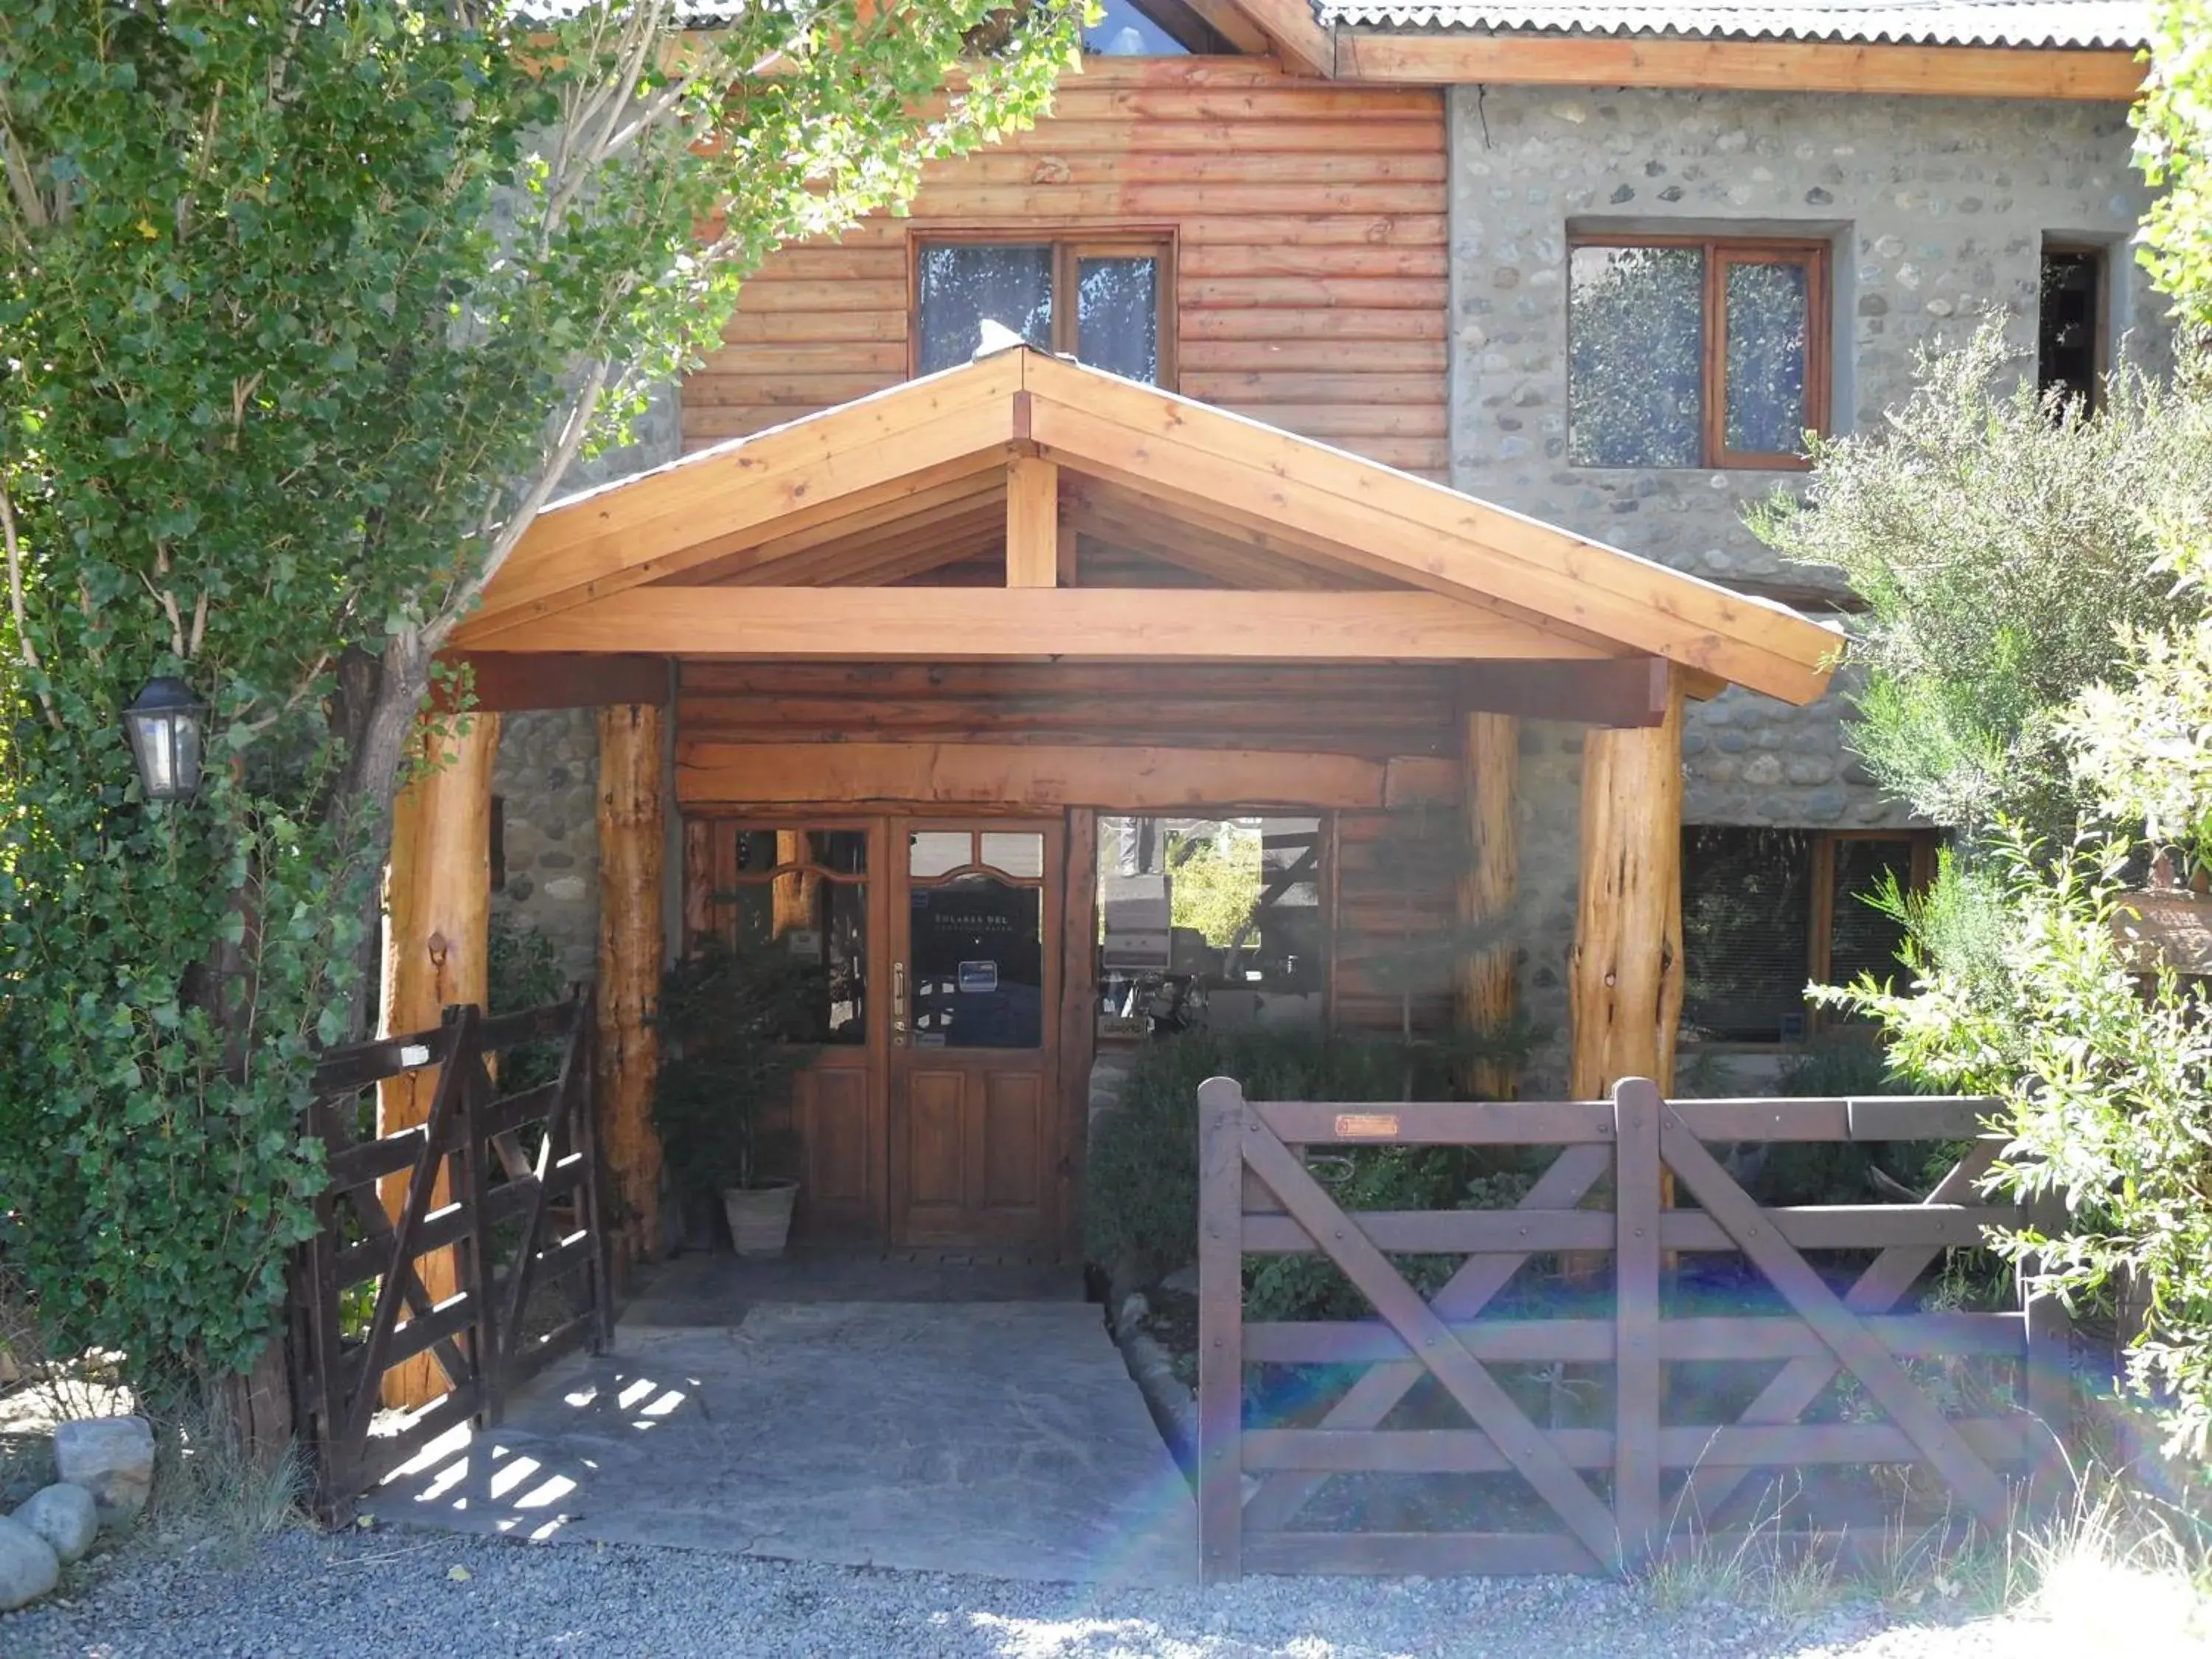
left=487, top=914, right=568, bottom=1091
left=1749, top=326, right=2212, bottom=840
left=653, top=942, right=821, bottom=1195
left=1081, top=1026, right=1519, bottom=1292
left=1827, top=834, right=2212, bottom=1455
left=2136, top=0, right=2212, bottom=329
left=1165, top=826, right=1259, bottom=949
left=0, top=1, right=1079, bottom=1389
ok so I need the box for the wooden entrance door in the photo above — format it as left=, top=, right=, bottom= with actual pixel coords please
left=889, top=819, right=1065, bottom=1248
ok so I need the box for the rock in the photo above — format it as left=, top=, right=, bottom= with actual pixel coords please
left=1160, top=1262, right=1200, bottom=1295
left=53, top=1416, right=155, bottom=1528
left=15, top=1483, right=98, bottom=1564
left=0, top=1514, right=59, bottom=1610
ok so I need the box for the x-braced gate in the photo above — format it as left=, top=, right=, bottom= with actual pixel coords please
left=288, top=995, right=615, bottom=1519
left=1196, top=1076, right=2068, bottom=1579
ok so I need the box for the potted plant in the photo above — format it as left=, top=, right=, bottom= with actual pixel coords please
left=653, top=941, right=823, bottom=1257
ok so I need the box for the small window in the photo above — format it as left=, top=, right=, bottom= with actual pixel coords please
left=1681, top=827, right=1928, bottom=1044
left=915, top=238, right=1170, bottom=386
left=2039, top=245, right=2104, bottom=414
left=1096, top=815, right=1326, bottom=1035
left=1568, top=237, right=1829, bottom=470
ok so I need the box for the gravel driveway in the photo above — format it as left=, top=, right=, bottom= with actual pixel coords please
left=0, top=1526, right=2109, bottom=1658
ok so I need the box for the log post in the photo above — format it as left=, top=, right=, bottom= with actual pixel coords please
left=1457, top=711, right=1520, bottom=1098
left=1568, top=671, right=1685, bottom=1099
left=597, top=703, right=666, bottom=1265
left=378, top=712, right=500, bottom=1410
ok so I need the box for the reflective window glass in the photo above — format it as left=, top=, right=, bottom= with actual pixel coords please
left=917, top=245, right=1052, bottom=375
left=978, top=832, right=1046, bottom=880
left=908, top=877, right=1044, bottom=1049
left=1077, top=257, right=1161, bottom=384
left=1568, top=245, right=1704, bottom=468
left=908, top=831, right=972, bottom=880
left=1725, top=260, right=1811, bottom=455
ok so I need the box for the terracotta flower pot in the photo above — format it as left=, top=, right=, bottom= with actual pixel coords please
left=721, top=1181, right=799, bottom=1258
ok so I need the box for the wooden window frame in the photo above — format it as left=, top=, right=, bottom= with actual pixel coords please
left=1682, top=825, right=1936, bottom=1048
left=908, top=230, right=1179, bottom=390
left=1567, top=234, right=1832, bottom=472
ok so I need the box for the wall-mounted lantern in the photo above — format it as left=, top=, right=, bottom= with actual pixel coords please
left=121, top=675, right=206, bottom=803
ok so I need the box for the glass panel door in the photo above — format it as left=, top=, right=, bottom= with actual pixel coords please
left=903, top=828, right=1047, bottom=1050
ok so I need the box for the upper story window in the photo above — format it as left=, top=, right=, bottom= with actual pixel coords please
left=915, top=238, right=1172, bottom=386
left=1568, top=237, right=1831, bottom=470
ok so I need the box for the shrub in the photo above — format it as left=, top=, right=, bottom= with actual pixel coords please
left=1082, top=1026, right=1517, bottom=1295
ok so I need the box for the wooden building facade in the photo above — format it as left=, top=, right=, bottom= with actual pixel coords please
left=411, top=338, right=1834, bottom=1262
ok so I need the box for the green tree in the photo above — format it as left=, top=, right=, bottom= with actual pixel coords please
left=2137, top=0, right=2212, bottom=327
left=0, top=0, right=1078, bottom=1388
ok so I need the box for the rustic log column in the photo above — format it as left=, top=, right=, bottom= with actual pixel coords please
left=378, top=712, right=500, bottom=1410
left=1568, top=671, right=1685, bottom=1099
left=1457, top=712, right=1520, bottom=1098
left=597, top=703, right=666, bottom=1265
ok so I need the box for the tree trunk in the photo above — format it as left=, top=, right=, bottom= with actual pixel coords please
left=597, top=703, right=666, bottom=1265
left=376, top=710, right=498, bottom=1411
left=1568, top=674, right=1685, bottom=1099
left=1457, top=711, right=1520, bottom=1099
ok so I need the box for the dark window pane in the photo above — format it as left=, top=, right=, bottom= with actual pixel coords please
left=1724, top=260, right=1811, bottom=455
left=917, top=244, right=1052, bottom=375
left=733, top=830, right=781, bottom=875
left=2038, top=249, right=2102, bottom=413
left=806, top=830, right=868, bottom=877
left=1077, top=257, right=1160, bottom=383
left=909, top=877, right=1043, bottom=1048
left=1681, top=827, right=1814, bottom=1043
left=1568, top=245, right=1705, bottom=467
left=1829, top=839, right=1913, bottom=992
left=727, top=866, right=867, bottom=1046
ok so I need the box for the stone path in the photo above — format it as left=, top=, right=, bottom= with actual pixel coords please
left=366, top=1295, right=1195, bottom=1587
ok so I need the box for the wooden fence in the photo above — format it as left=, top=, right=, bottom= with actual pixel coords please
left=1195, top=1076, right=2067, bottom=1580
left=288, top=995, right=613, bottom=1519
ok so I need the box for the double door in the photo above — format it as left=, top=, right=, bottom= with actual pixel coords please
left=690, top=815, right=1068, bottom=1249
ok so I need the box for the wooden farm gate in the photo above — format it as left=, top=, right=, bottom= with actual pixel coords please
left=288, top=995, right=615, bottom=1519
left=1195, top=1076, right=2069, bottom=1579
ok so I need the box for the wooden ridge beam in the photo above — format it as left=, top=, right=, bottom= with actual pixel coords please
left=464, top=585, right=1619, bottom=662
left=1333, top=34, right=2147, bottom=102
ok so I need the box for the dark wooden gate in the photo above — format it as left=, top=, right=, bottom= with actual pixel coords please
left=288, top=995, right=614, bottom=1519
left=1196, top=1076, right=2067, bottom=1580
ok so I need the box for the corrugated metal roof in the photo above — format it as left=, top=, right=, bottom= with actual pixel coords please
left=1318, top=1, right=2152, bottom=49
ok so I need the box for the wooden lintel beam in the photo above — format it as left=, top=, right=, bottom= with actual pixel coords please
left=1333, top=34, right=2147, bottom=101
left=1461, top=658, right=1671, bottom=728
left=465, top=586, right=1618, bottom=663
left=1006, top=455, right=1060, bottom=588
left=677, top=739, right=1460, bottom=812
left=441, top=651, right=668, bottom=712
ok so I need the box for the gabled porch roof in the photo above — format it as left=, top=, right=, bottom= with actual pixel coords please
left=455, top=346, right=1837, bottom=707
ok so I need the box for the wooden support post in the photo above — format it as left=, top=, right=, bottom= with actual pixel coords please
left=1006, top=456, right=1060, bottom=588
left=597, top=703, right=666, bottom=1266
left=378, top=711, right=500, bottom=1411
left=1457, top=710, right=1519, bottom=1098
left=1569, top=670, right=1685, bottom=1099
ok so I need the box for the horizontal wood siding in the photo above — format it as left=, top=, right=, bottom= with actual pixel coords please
left=684, top=60, right=1448, bottom=478
left=680, top=661, right=1461, bottom=1034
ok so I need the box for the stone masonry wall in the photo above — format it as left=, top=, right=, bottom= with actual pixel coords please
left=1445, top=86, right=2166, bottom=1082
left=487, top=385, right=680, bottom=981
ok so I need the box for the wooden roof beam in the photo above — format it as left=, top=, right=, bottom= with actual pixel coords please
left=1006, top=456, right=1059, bottom=588
left=467, top=585, right=1620, bottom=662
left=1332, top=35, right=2147, bottom=101
left=1221, top=0, right=1336, bottom=77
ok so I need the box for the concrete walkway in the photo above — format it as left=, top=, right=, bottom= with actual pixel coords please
left=365, top=1259, right=1195, bottom=1587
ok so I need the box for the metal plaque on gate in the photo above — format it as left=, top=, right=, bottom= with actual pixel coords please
left=1332, top=1113, right=1400, bottom=1140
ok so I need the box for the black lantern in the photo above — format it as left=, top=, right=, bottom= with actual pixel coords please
left=122, top=676, right=206, bottom=803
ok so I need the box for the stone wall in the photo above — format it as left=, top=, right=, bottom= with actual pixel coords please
left=1444, top=86, right=2166, bottom=1081
left=486, top=384, right=680, bottom=981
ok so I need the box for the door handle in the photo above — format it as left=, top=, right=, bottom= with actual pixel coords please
left=892, top=961, right=908, bottom=1046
